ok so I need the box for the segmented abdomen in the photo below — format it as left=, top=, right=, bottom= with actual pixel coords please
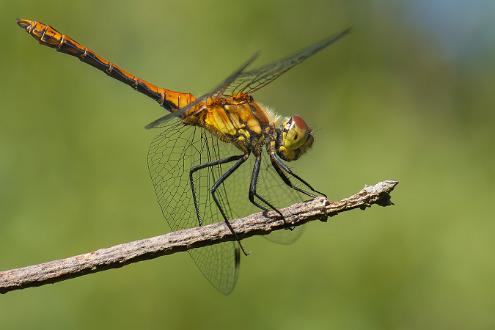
left=17, top=18, right=195, bottom=111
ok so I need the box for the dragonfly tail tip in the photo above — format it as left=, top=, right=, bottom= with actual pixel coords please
left=16, top=18, right=32, bottom=30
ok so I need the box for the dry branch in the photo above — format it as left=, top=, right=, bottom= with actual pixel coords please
left=0, top=180, right=398, bottom=294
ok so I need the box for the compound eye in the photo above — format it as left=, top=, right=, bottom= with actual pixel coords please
left=292, top=115, right=308, bottom=131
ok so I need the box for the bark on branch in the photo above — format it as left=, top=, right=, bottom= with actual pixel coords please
left=0, top=180, right=398, bottom=294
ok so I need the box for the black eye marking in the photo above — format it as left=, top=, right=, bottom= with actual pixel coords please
left=294, top=133, right=298, bottom=140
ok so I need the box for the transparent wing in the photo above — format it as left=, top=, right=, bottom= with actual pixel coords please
left=145, top=30, right=349, bottom=130
left=224, top=29, right=350, bottom=96
left=148, top=120, right=242, bottom=294
left=147, top=121, right=314, bottom=293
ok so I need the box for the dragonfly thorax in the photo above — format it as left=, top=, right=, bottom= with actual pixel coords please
left=275, top=115, right=314, bottom=161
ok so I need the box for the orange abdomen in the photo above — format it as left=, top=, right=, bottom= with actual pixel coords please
left=17, top=18, right=195, bottom=111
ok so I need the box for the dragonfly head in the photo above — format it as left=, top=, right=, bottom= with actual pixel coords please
left=276, top=115, right=314, bottom=161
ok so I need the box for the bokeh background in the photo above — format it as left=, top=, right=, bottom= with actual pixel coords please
left=1, top=0, right=494, bottom=329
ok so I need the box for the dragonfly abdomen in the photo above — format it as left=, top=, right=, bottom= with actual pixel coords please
left=17, top=19, right=195, bottom=111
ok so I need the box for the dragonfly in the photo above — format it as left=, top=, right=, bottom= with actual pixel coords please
left=17, top=18, right=350, bottom=294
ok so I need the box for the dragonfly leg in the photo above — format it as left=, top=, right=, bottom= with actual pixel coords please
left=248, top=156, right=284, bottom=219
left=210, top=154, right=250, bottom=256
left=189, top=154, right=244, bottom=226
left=269, top=154, right=318, bottom=198
left=271, top=154, right=326, bottom=197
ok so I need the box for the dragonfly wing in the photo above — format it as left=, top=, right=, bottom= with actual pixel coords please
left=147, top=122, right=314, bottom=293
left=148, top=120, right=242, bottom=294
left=210, top=52, right=260, bottom=97
left=146, top=30, right=349, bottom=129
left=224, top=28, right=350, bottom=96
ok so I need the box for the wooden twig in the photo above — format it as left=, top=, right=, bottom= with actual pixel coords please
left=0, top=180, right=398, bottom=294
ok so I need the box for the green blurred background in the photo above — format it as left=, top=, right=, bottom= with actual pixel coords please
left=1, top=0, right=494, bottom=329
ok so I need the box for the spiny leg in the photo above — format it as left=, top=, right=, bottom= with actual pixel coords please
left=189, top=154, right=244, bottom=226
left=270, top=153, right=318, bottom=198
left=210, top=154, right=250, bottom=256
left=272, top=154, right=326, bottom=197
left=248, top=155, right=284, bottom=219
